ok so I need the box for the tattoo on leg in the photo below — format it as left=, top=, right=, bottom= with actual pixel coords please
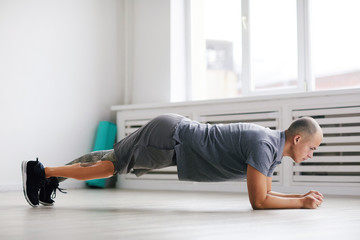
left=57, top=150, right=115, bottom=182
left=65, top=150, right=112, bottom=166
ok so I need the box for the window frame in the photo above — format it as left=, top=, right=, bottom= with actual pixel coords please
left=186, top=0, right=315, bottom=100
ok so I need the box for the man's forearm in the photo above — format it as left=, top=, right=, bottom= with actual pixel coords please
left=247, top=166, right=322, bottom=210
left=267, top=191, right=303, bottom=198
left=253, top=193, right=304, bottom=209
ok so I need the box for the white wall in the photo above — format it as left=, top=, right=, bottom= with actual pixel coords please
left=128, top=0, right=187, bottom=104
left=0, top=0, right=124, bottom=190
left=130, top=0, right=171, bottom=104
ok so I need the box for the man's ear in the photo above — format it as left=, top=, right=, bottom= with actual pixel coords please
left=294, top=135, right=301, bottom=144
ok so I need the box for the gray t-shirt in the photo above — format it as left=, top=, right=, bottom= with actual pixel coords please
left=173, top=117, right=285, bottom=182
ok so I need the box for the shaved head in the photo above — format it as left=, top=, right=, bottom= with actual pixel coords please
left=284, top=117, right=323, bottom=163
left=287, top=117, right=323, bottom=139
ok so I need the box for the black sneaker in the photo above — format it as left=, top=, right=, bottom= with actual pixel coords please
left=21, top=158, right=46, bottom=207
left=39, top=177, right=67, bottom=206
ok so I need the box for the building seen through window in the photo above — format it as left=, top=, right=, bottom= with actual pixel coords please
left=190, top=0, right=360, bottom=101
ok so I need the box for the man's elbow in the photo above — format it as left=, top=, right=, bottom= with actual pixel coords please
left=250, top=200, right=266, bottom=210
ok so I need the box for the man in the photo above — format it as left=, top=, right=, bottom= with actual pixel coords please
left=21, top=114, right=324, bottom=209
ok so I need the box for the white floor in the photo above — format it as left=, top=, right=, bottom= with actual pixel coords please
left=0, top=189, right=359, bottom=240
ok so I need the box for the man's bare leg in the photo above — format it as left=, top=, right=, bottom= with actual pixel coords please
left=22, top=150, right=117, bottom=207
left=46, top=150, right=117, bottom=182
left=45, top=160, right=115, bottom=181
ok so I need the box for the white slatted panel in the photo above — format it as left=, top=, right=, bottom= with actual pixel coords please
left=199, top=110, right=281, bottom=182
left=125, top=166, right=179, bottom=180
left=292, top=106, right=360, bottom=185
left=124, top=119, right=151, bottom=137
left=200, top=111, right=279, bottom=129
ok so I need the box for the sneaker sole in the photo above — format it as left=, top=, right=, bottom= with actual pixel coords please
left=39, top=201, right=54, bottom=206
left=21, top=161, right=38, bottom=207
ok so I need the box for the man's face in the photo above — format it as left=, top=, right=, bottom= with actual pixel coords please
left=291, top=133, right=323, bottom=163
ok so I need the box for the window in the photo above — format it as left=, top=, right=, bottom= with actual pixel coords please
left=250, top=0, right=298, bottom=91
left=190, top=0, right=242, bottom=100
left=187, top=0, right=360, bottom=101
left=310, top=0, right=360, bottom=90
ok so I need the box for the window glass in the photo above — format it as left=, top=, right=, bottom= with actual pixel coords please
left=188, top=0, right=359, bottom=102
left=250, top=0, right=298, bottom=90
left=310, top=0, right=360, bottom=90
left=201, top=0, right=242, bottom=100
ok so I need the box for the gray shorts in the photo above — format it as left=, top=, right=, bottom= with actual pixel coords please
left=113, top=113, right=185, bottom=176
